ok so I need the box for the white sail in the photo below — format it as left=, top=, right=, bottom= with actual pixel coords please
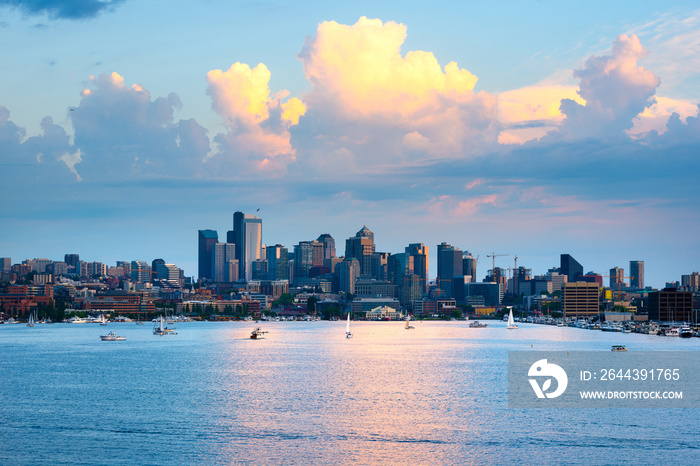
left=507, top=309, right=518, bottom=329
left=346, top=313, right=352, bottom=338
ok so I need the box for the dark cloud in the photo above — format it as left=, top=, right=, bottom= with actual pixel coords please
left=0, top=0, right=125, bottom=20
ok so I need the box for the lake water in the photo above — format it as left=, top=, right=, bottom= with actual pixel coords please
left=1, top=321, right=699, bottom=465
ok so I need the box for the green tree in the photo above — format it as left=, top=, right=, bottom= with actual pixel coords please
left=450, top=309, right=463, bottom=319
left=307, top=296, right=317, bottom=315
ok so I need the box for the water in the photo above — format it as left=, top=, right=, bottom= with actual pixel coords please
left=1, top=321, right=699, bottom=465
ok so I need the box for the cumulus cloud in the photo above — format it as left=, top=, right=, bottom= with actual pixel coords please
left=291, top=17, right=499, bottom=172
left=0, top=0, right=124, bottom=20
left=556, top=34, right=661, bottom=139
left=70, top=72, right=210, bottom=179
left=206, top=62, right=305, bottom=174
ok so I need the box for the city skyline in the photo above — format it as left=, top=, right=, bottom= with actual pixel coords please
left=1, top=2, right=699, bottom=288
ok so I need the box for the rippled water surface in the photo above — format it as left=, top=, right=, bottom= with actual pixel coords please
left=1, top=321, right=699, bottom=465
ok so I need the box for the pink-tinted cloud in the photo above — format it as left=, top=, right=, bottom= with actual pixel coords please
left=557, top=34, right=661, bottom=139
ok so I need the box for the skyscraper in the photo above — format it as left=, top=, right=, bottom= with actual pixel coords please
left=406, top=243, right=428, bottom=292
left=233, top=211, right=262, bottom=282
left=345, top=226, right=375, bottom=277
left=317, top=234, right=336, bottom=261
left=198, top=230, right=219, bottom=280
left=462, top=251, right=477, bottom=283
left=266, top=244, right=289, bottom=281
left=630, top=261, right=644, bottom=290
left=437, top=242, right=463, bottom=298
left=560, top=254, right=583, bottom=283
left=212, top=243, right=236, bottom=282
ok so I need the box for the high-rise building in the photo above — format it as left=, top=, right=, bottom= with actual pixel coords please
left=609, top=267, right=624, bottom=290
left=198, top=230, right=219, bottom=280
left=1, top=257, right=11, bottom=272
left=562, top=282, right=600, bottom=318
left=437, top=243, right=462, bottom=298
left=212, top=243, right=236, bottom=282
left=233, top=211, right=262, bottom=282
left=371, top=252, right=390, bottom=281
left=406, top=243, right=428, bottom=292
left=152, top=259, right=165, bottom=280
left=64, top=254, right=79, bottom=269
left=337, top=258, right=360, bottom=294
left=560, top=254, right=583, bottom=283
left=630, top=261, right=644, bottom=289
left=294, top=240, right=323, bottom=281
left=317, top=234, right=336, bottom=260
left=345, top=226, right=376, bottom=277
left=156, top=263, right=182, bottom=287
left=130, top=261, right=151, bottom=283
left=266, top=244, right=289, bottom=281
left=462, top=251, right=476, bottom=283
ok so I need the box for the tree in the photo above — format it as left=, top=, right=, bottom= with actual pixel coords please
left=307, top=296, right=317, bottom=315
left=451, top=309, right=463, bottom=320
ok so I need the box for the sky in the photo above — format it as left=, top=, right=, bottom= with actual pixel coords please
left=1, top=0, right=699, bottom=288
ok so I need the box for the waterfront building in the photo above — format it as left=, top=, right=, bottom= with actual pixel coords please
left=198, top=230, right=219, bottom=280
left=562, top=282, right=600, bottom=318
left=351, top=297, right=401, bottom=316
left=345, top=226, right=375, bottom=277
left=233, top=211, right=262, bottom=282
left=648, top=288, right=693, bottom=322
left=560, top=254, right=583, bottom=283
left=630, top=260, right=644, bottom=290
left=365, top=305, right=403, bottom=320
left=437, top=243, right=462, bottom=298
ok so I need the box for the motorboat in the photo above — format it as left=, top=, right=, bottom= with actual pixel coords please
left=469, top=321, right=487, bottom=328
left=679, top=327, right=693, bottom=338
left=100, top=331, right=126, bottom=341
left=250, top=327, right=267, bottom=339
left=611, top=345, right=627, bottom=352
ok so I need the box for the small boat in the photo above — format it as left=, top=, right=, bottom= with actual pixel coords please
left=346, top=313, right=353, bottom=338
left=27, top=312, right=35, bottom=327
left=250, top=327, right=267, bottom=339
left=153, top=316, right=176, bottom=335
left=665, top=327, right=680, bottom=337
left=680, top=327, right=693, bottom=338
left=506, top=309, right=518, bottom=330
left=99, top=315, right=108, bottom=326
left=100, top=331, right=126, bottom=341
left=404, top=316, right=414, bottom=330
left=611, top=345, right=627, bottom=352
left=469, top=321, right=488, bottom=328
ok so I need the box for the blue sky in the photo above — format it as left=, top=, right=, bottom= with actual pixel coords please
left=1, top=0, right=699, bottom=287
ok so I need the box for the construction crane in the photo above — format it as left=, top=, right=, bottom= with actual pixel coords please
left=601, top=274, right=633, bottom=301
left=486, top=253, right=508, bottom=278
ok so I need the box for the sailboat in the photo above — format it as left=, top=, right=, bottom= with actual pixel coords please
left=346, top=313, right=353, bottom=338
left=27, top=312, right=35, bottom=327
left=404, top=315, right=414, bottom=330
left=507, top=308, right=518, bottom=329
